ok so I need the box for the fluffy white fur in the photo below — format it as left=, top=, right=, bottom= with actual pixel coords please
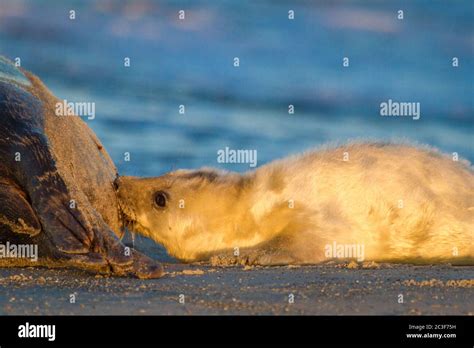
left=117, top=142, right=474, bottom=265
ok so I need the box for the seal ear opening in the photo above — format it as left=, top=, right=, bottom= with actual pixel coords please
left=181, top=169, right=220, bottom=182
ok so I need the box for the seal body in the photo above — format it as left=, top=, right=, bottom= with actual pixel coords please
left=0, top=56, right=162, bottom=278
left=117, top=143, right=474, bottom=265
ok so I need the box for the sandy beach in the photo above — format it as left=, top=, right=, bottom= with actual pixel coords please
left=1, top=263, right=472, bottom=315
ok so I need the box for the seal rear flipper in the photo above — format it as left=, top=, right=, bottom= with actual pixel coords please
left=0, top=178, right=41, bottom=237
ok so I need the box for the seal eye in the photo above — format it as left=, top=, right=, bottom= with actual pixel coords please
left=154, top=191, right=167, bottom=208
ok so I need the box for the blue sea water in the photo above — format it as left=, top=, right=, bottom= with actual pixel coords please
left=0, top=0, right=472, bottom=177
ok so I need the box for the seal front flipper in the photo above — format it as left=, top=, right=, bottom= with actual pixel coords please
left=20, top=130, right=132, bottom=257
left=206, top=230, right=317, bottom=266
left=89, top=221, right=164, bottom=278
left=21, top=113, right=163, bottom=277
left=3, top=95, right=93, bottom=253
left=27, top=135, right=163, bottom=278
left=0, top=178, right=40, bottom=237
left=207, top=232, right=301, bottom=266
left=209, top=248, right=298, bottom=266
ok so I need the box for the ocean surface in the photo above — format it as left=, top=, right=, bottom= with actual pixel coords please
left=1, top=0, right=472, bottom=177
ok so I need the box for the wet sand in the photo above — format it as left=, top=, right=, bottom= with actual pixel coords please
left=0, top=263, right=473, bottom=315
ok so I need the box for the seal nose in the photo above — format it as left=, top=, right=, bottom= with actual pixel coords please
left=114, top=176, right=140, bottom=197
left=114, top=176, right=138, bottom=195
left=113, top=176, right=121, bottom=191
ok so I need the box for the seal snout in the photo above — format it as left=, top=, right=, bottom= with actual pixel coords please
left=113, top=176, right=135, bottom=196
left=114, top=176, right=139, bottom=227
left=113, top=176, right=120, bottom=191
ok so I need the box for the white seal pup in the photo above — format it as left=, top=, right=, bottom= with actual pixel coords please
left=116, top=142, right=474, bottom=265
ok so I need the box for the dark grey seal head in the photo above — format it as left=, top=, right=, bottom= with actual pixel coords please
left=0, top=56, right=163, bottom=278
